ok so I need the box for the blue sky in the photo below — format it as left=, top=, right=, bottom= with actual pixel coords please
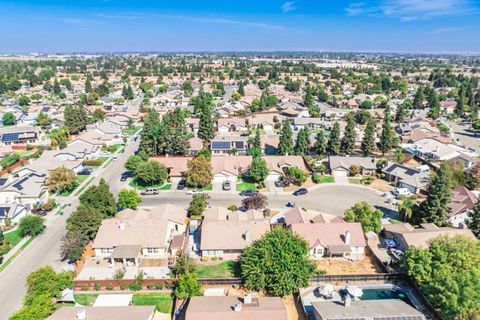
left=0, top=0, right=479, bottom=53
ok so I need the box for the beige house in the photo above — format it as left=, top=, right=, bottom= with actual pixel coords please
left=93, top=204, right=187, bottom=266
left=200, top=207, right=270, bottom=259
left=262, top=156, right=308, bottom=181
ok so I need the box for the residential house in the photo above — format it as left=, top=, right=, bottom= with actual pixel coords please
left=186, top=296, right=288, bottom=320
left=261, top=135, right=280, bottom=155
left=210, top=136, right=249, bottom=155
left=14, top=150, right=84, bottom=177
left=188, top=137, right=204, bottom=155
left=186, top=118, right=200, bottom=134
left=401, top=129, right=450, bottom=144
left=329, top=156, right=377, bottom=177
left=106, top=114, right=132, bottom=129
left=0, top=126, right=44, bottom=147
left=286, top=207, right=366, bottom=260
left=217, top=118, right=248, bottom=133
left=311, top=299, right=425, bottom=320
left=441, top=98, right=457, bottom=114
left=211, top=156, right=252, bottom=184
left=262, top=156, right=308, bottom=181
left=383, top=223, right=476, bottom=252
left=382, top=162, right=429, bottom=194
left=0, top=203, right=28, bottom=226
left=151, top=156, right=193, bottom=181
left=0, top=172, right=48, bottom=207
left=94, top=121, right=122, bottom=135
left=247, top=113, right=282, bottom=133
left=447, top=186, right=478, bottom=227
left=291, top=117, right=328, bottom=131
left=279, top=102, right=309, bottom=118
left=48, top=306, right=155, bottom=320
left=76, top=130, right=119, bottom=146
left=200, top=207, right=270, bottom=259
left=92, top=204, right=187, bottom=266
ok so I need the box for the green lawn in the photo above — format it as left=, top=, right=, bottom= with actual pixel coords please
left=315, top=175, right=335, bottom=184
left=59, top=176, right=88, bottom=197
left=236, top=181, right=257, bottom=191
left=132, top=293, right=173, bottom=314
left=348, top=178, right=362, bottom=184
left=194, top=261, right=240, bottom=278
left=128, top=178, right=171, bottom=191
left=4, top=229, right=23, bottom=247
left=122, top=126, right=141, bottom=136
left=75, top=294, right=98, bottom=306
left=187, top=184, right=212, bottom=191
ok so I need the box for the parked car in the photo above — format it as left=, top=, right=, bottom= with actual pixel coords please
left=293, top=188, right=308, bottom=196
left=140, top=188, right=159, bottom=196
left=186, top=189, right=204, bottom=195
left=222, top=180, right=231, bottom=191
left=134, top=136, right=139, bottom=142
left=77, top=168, right=93, bottom=176
left=274, top=180, right=284, bottom=188
left=120, top=171, right=133, bottom=181
left=177, top=180, right=187, bottom=190
left=286, top=202, right=295, bottom=208
left=239, top=189, right=258, bottom=197
left=113, top=156, right=119, bottom=161
left=392, top=188, right=411, bottom=197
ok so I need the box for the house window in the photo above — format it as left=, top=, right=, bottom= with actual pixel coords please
left=175, top=224, right=178, bottom=232
left=147, top=248, right=159, bottom=254
left=101, top=248, right=112, bottom=254
left=315, top=247, right=324, bottom=256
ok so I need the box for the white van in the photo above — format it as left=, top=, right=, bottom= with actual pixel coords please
left=392, top=188, right=411, bottom=197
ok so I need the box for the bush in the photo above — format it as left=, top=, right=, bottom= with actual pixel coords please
left=257, top=182, right=265, bottom=189
left=362, top=175, right=374, bottom=185
left=155, top=283, right=164, bottom=290
left=227, top=205, right=237, bottom=211
left=106, top=284, right=114, bottom=291
left=211, top=256, right=218, bottom=261
left=200, top=256, right=209, bottom=262
left=94, top=283, right=101, bottom=291
left=312, top=174, right=322, bottom=183
left=287, top=166, right=308, bottom=184
left=82, top=159, right=102, bottom=167
left=18, top=215, right=45, bottom=237
left=120, top=284, right=128, bottom=290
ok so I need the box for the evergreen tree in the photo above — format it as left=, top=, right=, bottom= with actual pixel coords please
left=314, top=130, right=326, bottom=155
left=427, top=88, right=441, bottom=119
left=395, top=103, right=405, bottom=123
left=278, top=119, right=294, bottom=156
left=327, top=122, right=341, bottom=155
left=361, top=118, right=376, bottom=155
left=64, top=106, right=87, bottom=134
left=294, top=127, right=310, bottom=156
left=85, top=77, right=92, bottom=93
left=139, top=108, right=161, bottom=156
left=378, top=107, right=394, bottom=155
left=79, top=179, right=117, bottom=218
left=160, top=108, right=190, bottom=155
left=304, top=83, right=319, bottom=117
left=238, top=81, right=245, bottom=96
left=53, top=78, right=61, bottom=95
left=416, top=162, right=453, bottom=226
left=455, top=87, right=465, bottom=117
left=249, top=156, right=269, bottom=183
left=341, top=114, right=356, bottom=155
left=249, top=127, right=262, bottom=156
left=413, top=86, right=424, bottom=109
left=198, top=103, right=215, bottom=145
left=467, top=204, right=480, bottom=238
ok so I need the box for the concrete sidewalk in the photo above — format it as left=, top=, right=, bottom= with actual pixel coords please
left=1, top=235, right=31, bottom=264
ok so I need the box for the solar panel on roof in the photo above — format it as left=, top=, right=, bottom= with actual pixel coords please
left=0, top=207, right=10, bottom=218
left=0, top=178, right=8, bottom=186
left=234, top=141, right=245, bottom=149
left=211, top=141, right=231, bottom=150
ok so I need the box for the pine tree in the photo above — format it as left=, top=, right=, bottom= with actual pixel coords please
left=278, top=119, right=294, bottom=156
left=249, top=127, right=262, bottom=156
left=53, top=78, right=61, bottom=95
left=427, top=89, right=441, bottom=119
left=378, top=107, right=394, bottom=155
left=294, top=127, right=310, bottom=156
left=327, top=122, right=341, bottom=155
left=198, top=104, right=215, bottom=146
left=455, top=87, right=465, bottom=117
left=413, top=86, right=424, bottom=109
left=314, top=130, right=326, bottom=155
left=417, top=162, right=453, bottom=226
left=85, top=77, right=92, bottom=93
left=395, top=103, right=405, bottom=123
left=139, top=109, right=161, bottom=156
left=304, top=83, right=319, bottom=117
left=238, top=81, right=245, bottom=96
left=467, top=204, right=480, bottom=238
left=341, top=114, right=356, bottom=155
left=362, top=118, right=376, bottom=155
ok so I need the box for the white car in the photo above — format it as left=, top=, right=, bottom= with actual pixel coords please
left=392, top=188, right=411, bottom=197
left=186, top=189, right=204, bottom=195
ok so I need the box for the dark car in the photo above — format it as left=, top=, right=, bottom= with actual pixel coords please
left=239, top=189, right=258, bottom=197
left=120, top=171, right=134, bottom=181
left=293, top=188, right=308, bottom=196
left=274, top=180, right=284, bottom=188
left=177, top=180, right=187, bottom=190
left=77, top=168, right=93, bottom=176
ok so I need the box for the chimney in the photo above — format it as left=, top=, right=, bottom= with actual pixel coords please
left=76, top=308, right=86, bottom=319
left=118, top=221, right=125, bottom=230
left=243, top=230, right=249, bottom=242
left=233, top=303, right=242, bottom=312
left=344, top=231, right=351, bottom=245
left=244, top=294, right=252, bottom=304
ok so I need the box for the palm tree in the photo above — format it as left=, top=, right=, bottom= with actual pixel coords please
left=399, top=198, right=414, bottom=222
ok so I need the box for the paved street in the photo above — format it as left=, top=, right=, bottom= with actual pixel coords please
left=140, top=184, right=390, bottom=216
left=0, top=140, right=139, bottom=320
left=446, top=120, right=480, bottom=151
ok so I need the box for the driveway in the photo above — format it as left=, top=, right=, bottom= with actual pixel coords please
left=333, top=175, right=349, bottom=184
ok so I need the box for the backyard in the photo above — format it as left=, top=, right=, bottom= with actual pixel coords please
left=74, top=293, right=173, bottom=314
left=194, top=261, right=240, bottom=278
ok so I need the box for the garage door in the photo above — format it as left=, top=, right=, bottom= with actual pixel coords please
left=213, top=175, right=237, bottom=184
left=333, top=170, right=348, bottom=177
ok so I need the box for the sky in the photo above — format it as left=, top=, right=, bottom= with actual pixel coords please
left=0, top=0, right=479, bottom=54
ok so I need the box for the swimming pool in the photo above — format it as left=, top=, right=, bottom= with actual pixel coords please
left=360, top=288, right=411, bottom=304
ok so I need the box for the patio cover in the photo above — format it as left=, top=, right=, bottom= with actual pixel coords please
left=327, top=244, right=352, bottom=254
left=110, top=245, right=141, bottom=259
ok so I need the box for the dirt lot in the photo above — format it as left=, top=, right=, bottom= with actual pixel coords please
left=369, top=179, right=393, bottom=192
left=316, top=252, right=383, bottom=274
left=283, top=295, right=306, bottom=320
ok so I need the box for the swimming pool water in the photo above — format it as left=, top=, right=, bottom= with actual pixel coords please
left=360, top=289, right=410, bottom=303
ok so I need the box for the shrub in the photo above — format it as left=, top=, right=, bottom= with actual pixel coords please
left=362, top=175, right=374, bottom=185
left=200, top=256, right=209, bottom=262
left=211, top=256, right=218, bottom=261
left=227, top=205, right=237, bottom=211
left=81, top=286, right=88, bottom=291
left=120, top=284, right=128, bottom=290
left=94, top=283, right=101, bottom=291
left=113, top=268, right=126, bottom=280
left=155, top=283, right=164, bottom=290
left=82, top=159, right=102, bottom=167
left=287, top=166, right=308, bottom=184
left=312, top=174, right=322, bottom=184
left=106, top=284, right=114, bottom=291
left=18, top=215, right=45, bottom=237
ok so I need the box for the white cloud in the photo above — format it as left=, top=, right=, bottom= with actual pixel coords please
left=160, top=14, right=285, bottom=30
left=95, top=13, right=144, bottom=20
left=346, top=0, right=476, bottom=20
left=282, top=1, right=297, bottom=13
left=426, top=27, right=465, bottom=34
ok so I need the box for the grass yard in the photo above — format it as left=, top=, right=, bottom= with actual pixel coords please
left=187, top=184, right=212, bottom=191
left=129, top=178, right=171, bottom=191
left=236, top=181, right=257, bottom=191
left=122, top=126, right=141, bottom=136
left=74, top=294, right=99, bottom=306
left=316, top=175, right=335, bottom=184
left=194, top=261, right=240, bottom=278
left=132, top=293, right=173, bottom=314
left=4, top=229, right=23, bottom=247
left=348, top=178, right=362, bottom=185
left=59, top=176, right=89, bottom=197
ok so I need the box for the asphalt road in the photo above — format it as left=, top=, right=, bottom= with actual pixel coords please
left=446, top=120, right=480, bottom=151
left=140, top=184, right=390, bottom=217
left=0, top=140, right=139, bottom=319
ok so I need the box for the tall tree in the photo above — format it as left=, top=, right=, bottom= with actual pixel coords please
left=197, top=100, right=215, bottom=146
left=361, top=118, right=376, bottom=155
left=341, top=114, right=356, bottom=155
left=413, top=85, right=424, bottom=109
left=278, top=119, right=294, bottom=156
left=139, top=109, right=161, bottom=156
left=314, top=130, right=326, bottom=155
left=85, top=77, right=92, bottom=93
left=66, top=204, right=103, bottom=241
left=248, top=127, right=262, bottom=157
left=79, top=179, right=117, bottom=218
left=327, top=122, right=341, bottom=155
left=186, top=155, right=213, bottom=188
left=45, top=167, right=77, bottom=193
left=467, top=204, right=480, bottom=238
left=64, top=106, right=87, bottom=135
left=294, top=127, right=310, bottom=156
left=395, top=103, right=405, bottom=123
left=304, top=83, right=319, bottom=117
left=53, top=78, right=61, bottom=95
left=377, top=107, right=394, bottom=155
left=427, top=88, right=441, bottom=119
left=416, top=162, right=453, bottom=226
left=249, top=156, right=269, bottom=183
